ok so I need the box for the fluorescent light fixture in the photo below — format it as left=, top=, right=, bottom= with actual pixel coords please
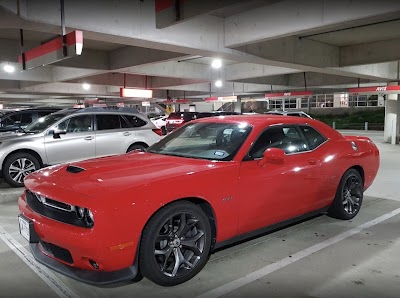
left=120, top=88, right=153, bottom=98
left=211, top=58, right=222, bottom=69
left=215, top=80, right=223, bottom=88
left=3, top=64, right=15, bottom=73
left=82, top=83, right=91, bottom=90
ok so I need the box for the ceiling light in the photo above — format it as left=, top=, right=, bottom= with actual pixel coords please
left=215, top=80, right=223, bottom=88
left=82, top=83, right=91, bottom=90
left=3, top=64, right=15, bottom=73
left=211, top=58, right=222, bottom=69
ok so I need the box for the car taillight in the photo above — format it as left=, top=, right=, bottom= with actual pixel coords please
left=152, top=128, right=163, bottom=136
left=167, top=119, right=184, bottom=124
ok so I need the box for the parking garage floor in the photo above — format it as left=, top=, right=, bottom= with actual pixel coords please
left=0, top=131, right=399, bottom=298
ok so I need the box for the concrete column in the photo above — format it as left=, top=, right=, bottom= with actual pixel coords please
left=384, top=82, right=400, bottom=144
left=233, top=98, right=242, bottom=113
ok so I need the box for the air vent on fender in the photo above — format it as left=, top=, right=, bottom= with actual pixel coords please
left=66, top=165, right=85, bottom=174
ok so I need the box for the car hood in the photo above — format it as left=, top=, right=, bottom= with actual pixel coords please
left=0, top=131, right=38, bottom=141
left=25, top=152, right=223, bottom=197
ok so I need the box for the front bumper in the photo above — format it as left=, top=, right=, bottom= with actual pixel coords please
left=30, top=242, right=138, bottom=286
left=18, top=194, right=141, bottom=285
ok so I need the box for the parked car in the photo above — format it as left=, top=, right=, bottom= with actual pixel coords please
left=197, top=111, right=240, bottom=118
left=150, top=115, right=168, bottom=134
left=18, top=115, right=379, bottom=286
left=0, top=107, right=162, bottom=187
left=165, top=112, right=199, bottom=133
left=265, top=110, right=313, bottom=119
left=0, top=107, right=62, bottom=133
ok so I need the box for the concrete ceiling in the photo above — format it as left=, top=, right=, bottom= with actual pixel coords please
left=0, top=0, right=399, bottom=107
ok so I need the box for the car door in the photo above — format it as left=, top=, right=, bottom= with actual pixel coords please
left=237, top=125, right=321, bottom=235
left=94, top=114, right=135, bottom=157
left=44, top=115, right=96, bottom=164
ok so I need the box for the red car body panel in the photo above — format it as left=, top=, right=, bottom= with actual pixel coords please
left=18, top=115, right=379, bottom=281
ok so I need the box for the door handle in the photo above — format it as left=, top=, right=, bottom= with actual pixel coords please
left=123, top=132, right=131, bottom=136
left=308, top=158, right=317, bottom=165
left=84, top=136, right=94, bottom=141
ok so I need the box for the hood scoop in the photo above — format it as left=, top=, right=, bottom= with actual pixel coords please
left=66, top=165, right=86, bottom=174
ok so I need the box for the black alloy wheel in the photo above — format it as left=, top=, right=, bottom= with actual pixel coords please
left=140, top=201, right=212, bottom=286
left=328, top=169, right=363, bottom=220
left=3, top=153, right=40, bottom=187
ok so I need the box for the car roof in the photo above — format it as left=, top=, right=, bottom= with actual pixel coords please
left=52, top=107, right=141, bottom=116
left=193, top=115, right=342, bottom=139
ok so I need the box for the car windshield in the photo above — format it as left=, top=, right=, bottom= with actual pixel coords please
left=25, top=113, right=69, bottom=133
left=148, top=122, right=252, bottom=161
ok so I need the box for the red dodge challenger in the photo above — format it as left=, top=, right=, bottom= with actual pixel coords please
left=18, top=115, right=379, bottom=286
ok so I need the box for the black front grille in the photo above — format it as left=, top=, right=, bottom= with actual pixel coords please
left=40, top=241, right=73, bottom=264
left=25, top=190, right=92, bottom=228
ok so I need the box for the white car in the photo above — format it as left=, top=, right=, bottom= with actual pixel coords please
left=150, top=115, right=168, bottom=134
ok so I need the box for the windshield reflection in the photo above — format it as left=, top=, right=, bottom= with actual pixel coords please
left=25, top=113, right=68, bottom=133
left=148, top=122, right=252, bottom=161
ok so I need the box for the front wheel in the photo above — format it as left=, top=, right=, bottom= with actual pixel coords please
left=139, top=201, right=212, bottom=286
left=2, top=153, right=40, bottom=187
left=127, top=144, right=147, bottom=153
left=328, top=169, right=363, bottom=220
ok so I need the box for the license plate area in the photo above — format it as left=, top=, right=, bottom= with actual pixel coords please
left=18, top=215, right=39, bottom=243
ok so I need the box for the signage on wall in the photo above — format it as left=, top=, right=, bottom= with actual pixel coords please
left=205, top=96, right=238, bottom=102
left=265, top=91, right=313, bottom=99
left=349, top=85, right=400, bottom=95
left=120, top=88, right=153, bottom=98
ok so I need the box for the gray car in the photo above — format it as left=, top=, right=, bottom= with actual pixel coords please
left=0, top=107, right=162, bottom=187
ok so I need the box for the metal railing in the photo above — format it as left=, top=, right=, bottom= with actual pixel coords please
left=332, top=122, right=384, bottom=131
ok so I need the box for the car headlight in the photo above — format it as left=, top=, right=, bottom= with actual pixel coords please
left=75, top=206, right=94, bottom=227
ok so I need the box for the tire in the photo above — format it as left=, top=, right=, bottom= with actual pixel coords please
left=139, top=201, right=212, bottom=286
left=2, top=152, right=41, bottom=187
left=161, top=126, right=167, bottom=135
left=127, top=144, right=147, bottom=153
left=328, top=169, right=363, bottom=220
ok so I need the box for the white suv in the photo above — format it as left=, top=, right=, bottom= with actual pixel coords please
left=0, top=107, right=162, bottom=187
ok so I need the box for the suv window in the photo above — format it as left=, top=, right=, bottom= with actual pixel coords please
left=20, top=112, right=33, bottom=125
left=124, top=115, right=147, bottom=127
left=56, top=115, right=92, bottom=133
left=0, top=116, right=16, bottom=128
left=96, top=114, right=124, bottom=130
left=299, top=126, right=326, bottom=150
left=249, top=125, right=309, bottom=158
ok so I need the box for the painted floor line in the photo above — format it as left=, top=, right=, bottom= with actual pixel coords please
left=0, top=226, right=79, bottom=298
left=197, top=208, right=400, bottom=298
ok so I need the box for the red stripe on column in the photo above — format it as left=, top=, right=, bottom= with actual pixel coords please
left=155, top=0, right=175, bottom=12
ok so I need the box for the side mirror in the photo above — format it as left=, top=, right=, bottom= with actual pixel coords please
left=52, top=129, right=67, bottom=139
left=258, top=148, right=285, bottom=167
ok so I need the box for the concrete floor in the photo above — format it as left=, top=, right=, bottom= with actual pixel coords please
left=0, top=130, right=399, bottom=298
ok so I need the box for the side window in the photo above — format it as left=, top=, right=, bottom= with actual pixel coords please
left=124, top=115, right=147, bottom=128
left=299, top=126, right=326, bottom=150
left=0, top=116, right=16, bottom=128
left=249, top=126, right=309, bottom=158
left=120, top=115, right=131, bottom=129
left=56, top=115, right=92, bottom=133
left=38, top=111, right=52, bottom=118
left=20, top=113, right=33, bottom=125
left=96, top=114, right=121, bottom=130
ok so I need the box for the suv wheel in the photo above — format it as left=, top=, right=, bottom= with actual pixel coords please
left=2, top=153, right=40, bottom=187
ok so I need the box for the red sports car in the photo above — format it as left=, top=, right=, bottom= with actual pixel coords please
left=18, top=115, right=379, bottom=286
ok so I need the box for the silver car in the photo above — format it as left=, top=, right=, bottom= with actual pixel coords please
left=0, top=107, right=162, bottom=187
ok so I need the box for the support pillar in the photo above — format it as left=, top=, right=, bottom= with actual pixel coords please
left=384, top=82, right=400, bottom=144
left=233, top=98, right=242, bottom=113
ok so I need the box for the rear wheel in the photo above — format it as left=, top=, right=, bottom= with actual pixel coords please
left=161, top=126, right=167, bottom=135
left=328, top=169, right=363, bottom=220
left=2, top=153, right=40, bottom=187
left=139, top=201, right=212, bottom=286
